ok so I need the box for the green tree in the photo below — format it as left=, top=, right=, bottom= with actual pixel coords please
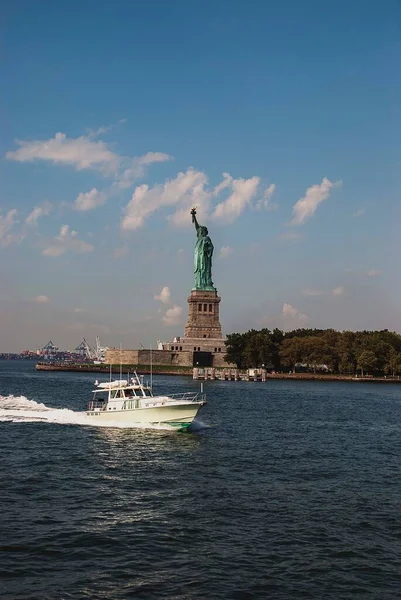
left=336, top=331, right=356, bottom=374
left=271, top=328, right=284, bottom=370
left=243, top=330, right=274, bottom=368
left=226, top=327, right=401, bottom=376
left=279, top=337, right=305, bottom=371
left=224, top=332, right=247, bottom=368
left=357, top=350, right=378, bottom=377
left=302, top=337, right=334, bottom=372
left=384, top=349, right=401, bottom=377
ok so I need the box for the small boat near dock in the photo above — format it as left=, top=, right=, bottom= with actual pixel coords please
left=86, top=372, right=206, bottom=431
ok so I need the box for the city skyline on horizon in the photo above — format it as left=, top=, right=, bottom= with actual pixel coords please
left=1, top=0, right=400, bottom=353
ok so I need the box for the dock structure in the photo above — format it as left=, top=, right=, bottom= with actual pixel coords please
left=193, top=367, right=267, bottom=382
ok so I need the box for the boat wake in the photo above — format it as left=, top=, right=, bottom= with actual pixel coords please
left=0, top=394, right=177, bottom=431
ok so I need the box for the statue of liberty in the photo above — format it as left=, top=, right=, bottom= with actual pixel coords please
left=191, top=208, right=215, bottom=290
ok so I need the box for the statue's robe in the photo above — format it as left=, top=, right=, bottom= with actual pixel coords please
left=194, top=233, right=214, bottom=289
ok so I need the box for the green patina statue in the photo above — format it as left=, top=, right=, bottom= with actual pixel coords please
left=191, top=208, right=215, bottom=291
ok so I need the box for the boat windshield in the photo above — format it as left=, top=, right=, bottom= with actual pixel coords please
left=93, top=383, right=153, bottom=399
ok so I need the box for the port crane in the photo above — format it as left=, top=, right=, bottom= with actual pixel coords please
left=81, top=337, right=108, bottom=363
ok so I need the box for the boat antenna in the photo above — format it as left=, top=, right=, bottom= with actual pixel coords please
left=120, top=343, right=122, bottom=382
left=109, top=363, right=112, bottom=383
left=150, top=343, right=153, bottom=392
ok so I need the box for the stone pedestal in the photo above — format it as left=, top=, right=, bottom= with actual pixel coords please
left=184, top=289, right=222, bottom=339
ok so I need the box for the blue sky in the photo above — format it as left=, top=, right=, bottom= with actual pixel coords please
left=1, top=0, right=400, bottom=352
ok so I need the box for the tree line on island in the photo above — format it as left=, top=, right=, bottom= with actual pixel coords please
left=224, top=328, right=401, bottom=376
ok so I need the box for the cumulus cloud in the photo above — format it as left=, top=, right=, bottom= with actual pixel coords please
left=33, top=295, right=50, bottom=303
left=25, top=202, right=52, bottom=225
left=7, top=129, right=172, bottom=211
left=281, top=303, right=309, bottom=326
left=291, top=177, right=341, bottom=226
left=162, top=305, right=183, bottom=326
left=332, top=286, right=344, bottom=296
left=212, top=176, right=260, bottom=223
left=6, top=132, right=120, bottom=174
left=264, top=303, right=309, bottom=330
left=42, top=224, right=94, bottom=257
left=122, top=169, right=262, bottom=231
left=122, top=168, right=210, bottom=230
left=86, top=118, right=127, bottom=139
left=0, top=209, right=21, bottom=247
left=353, top=208, right=365, bottom=218
left=366, top=269, right=381, bottom=277
left=73, top=307, right=85, bottom=313
left=257, top=183, right=276, bottom=210
left=212, top=172, right=233, bottom=196
left=154, top=286, right=171, bottom=304
left=116, top=152, right=172, bottom=190
left=219, top=246, right=234, bottom=259
left=74, top=188, right=107, bottom=211
left=7, top=128, right=266, bottom=226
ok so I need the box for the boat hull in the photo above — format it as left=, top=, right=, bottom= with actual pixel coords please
left=86, top=402, right=204, bottom=430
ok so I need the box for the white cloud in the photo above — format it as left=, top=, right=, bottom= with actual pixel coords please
left=6, top=132, right=120, bottom=174
left=33, top=295, right=50, bottom=303
left=139, top=151, right=171, bottom=166
left=353, top=208, right=365, bottom=218
left=219, top=246, right=234, bottom=259
left=154, top=286, right=171, bottom=304
left=162, top=304, right=183, bottom=326
left=212, top=172, right=233, bottom=196
left=7, top=130, right=173, bottom=213
left=42, top=224, right=94, bottom=257
left=0, top=209, right=23, bottom=247
left=86, top=118, right=127, bottom=138
left=332, top=286, right=344, bottom=296
left=257, top=183, right=276, bottom=210
left=73, top=307, right=85, bottom=313
left=74, top=188, right=107, bottom=211
left=116, top=152, right=172, bottom=190
left=212, top=176, right=260, bottom=223
left=264, top=303, right=309, bottom=330
left=366, top=269, right=381, bottom=277
left=291, top=177, right=341, bottom=226
left=122, top=168, right=210, bottom=230
left=302, top=289, right=324, bottom=296
left=122, top=169, right=264, bottom=231
left=25, top=202, right=52, bottom=225
left=282, top=303, right=309, bottom=325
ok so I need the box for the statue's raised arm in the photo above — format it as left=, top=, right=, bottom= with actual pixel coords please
left=191, top=207, right=200, bottom=231
left=190, top=208, right=215, bottom=291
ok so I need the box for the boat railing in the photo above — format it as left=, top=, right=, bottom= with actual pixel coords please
left=167, top=391, right=205, bottom=403
left=88, top=400, right=106, bottom=410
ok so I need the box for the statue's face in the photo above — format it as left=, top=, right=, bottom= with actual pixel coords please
left=200, top=226, right=208, bottom=236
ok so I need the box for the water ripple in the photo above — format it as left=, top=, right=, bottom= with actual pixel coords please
left=1, top=363, right=401, bottom=598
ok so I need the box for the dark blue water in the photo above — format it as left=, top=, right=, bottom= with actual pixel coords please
left=1, top=360, right=401, bottom=599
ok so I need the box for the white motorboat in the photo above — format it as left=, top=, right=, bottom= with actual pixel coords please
left=86, top=372, right=206, bottom=431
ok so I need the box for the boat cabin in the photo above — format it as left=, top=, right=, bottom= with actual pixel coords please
left=88, top=374, right=160, bottom=413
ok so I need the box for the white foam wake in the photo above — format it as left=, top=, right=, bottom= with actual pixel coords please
left=0, top=394, right=175, bottom=430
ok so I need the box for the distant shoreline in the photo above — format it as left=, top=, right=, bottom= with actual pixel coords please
left=33, top=363, right=401, bottom=382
